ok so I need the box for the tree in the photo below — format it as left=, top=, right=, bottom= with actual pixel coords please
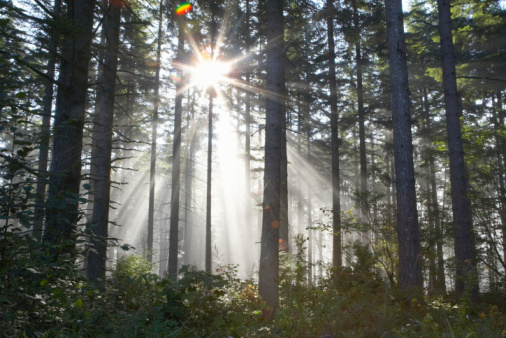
left=259, top=0, right=286, bottom=309
left=385, top=0, right=423, bottom=289
left=33, top=0, right=62, bottom=241
left=352, top=0, right=368, bottom=222
left=147, top=0, right=164, bottom=261
left=43, top=0, right=96, bottom=258
left=205, top=1, right=217, bottom=273
left=326, top=0, right=342, bottom=268
left=437, top=0, right=478, bottom=299
left=168, top=16, right=185, bottom=278
left=86, top=0, right=122, bottom=283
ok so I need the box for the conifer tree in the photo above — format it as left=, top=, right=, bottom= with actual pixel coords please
left=43, top=0, right=96, bottom=258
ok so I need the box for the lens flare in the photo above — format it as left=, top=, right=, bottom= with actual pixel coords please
left=171, top=71, right=181, bottom=83
left=176, top=2, right=192, bottom=15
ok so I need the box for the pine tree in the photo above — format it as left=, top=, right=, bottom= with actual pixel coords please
left=385, top=0, right=423, bottom=289
left=86, top=0, right=122, bottom=283
left=259, top=0, right=286, bottom=309
left=43, top=0, right=96, bottom=258
left=437, top=0, right=478, bottom=299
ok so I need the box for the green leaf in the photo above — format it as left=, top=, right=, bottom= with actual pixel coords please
left=40, top=280, right=48, bottom=286
left=74, top=298, right=83, bottom=309
left=15, top=92, right=26, bottom=99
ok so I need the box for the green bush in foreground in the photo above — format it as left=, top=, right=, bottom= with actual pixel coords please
left=2, top=247, right=506, bottom=337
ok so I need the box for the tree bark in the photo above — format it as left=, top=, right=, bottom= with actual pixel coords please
left=168, top=21, right=185, bottom=278
left=183, top=91, right=196, bottom=266
left=491, top=95, right=506, bottom=267
left=205, top=3, right=216, bottom=273
left=424, top=88, right=446, bottom=292
left=352, top=0, right=367, bottom=216
left=87, top=19, right=107, bottom=221
left=86, top=0, right=122, bottom=283
left=307, top=122, right=312, bottom=284
left=34, top=0, right=62, bottom=241
left=147, top=0, right=164, bottom=261
left=437, top=0, right=478, bottom=299
left=385, top=0, right=423, bottom=289
left=244, top=0, right=252, bottom=246
left=327, top=0, right=341, bottom=268
left=43, top=0, right=96, bottom=258
left=259, top=0, right=285, bottom=309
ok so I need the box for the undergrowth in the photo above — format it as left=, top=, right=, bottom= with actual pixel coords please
left=2, top=238, right=506, bottom=337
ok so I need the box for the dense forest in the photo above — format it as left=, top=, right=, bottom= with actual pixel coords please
left=1, top=0, right=506, bottom=336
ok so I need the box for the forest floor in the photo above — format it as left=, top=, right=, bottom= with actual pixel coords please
left=2, top=252, right=506, bottom=337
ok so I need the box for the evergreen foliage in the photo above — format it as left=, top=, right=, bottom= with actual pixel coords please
left=1, top=0, right=506, bottom=335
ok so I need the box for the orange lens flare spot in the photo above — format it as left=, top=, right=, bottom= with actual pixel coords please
left=271, top=220, right=279, bottom=229
left=176, top=2, right=192, bottom=15
left=265, top=205, right=270, bottom=210
left=279, top=239, right=283, bottom=243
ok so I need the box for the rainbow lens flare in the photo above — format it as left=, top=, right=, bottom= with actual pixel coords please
left=176, top=2, right=192, bottom=15
left=171, top=71, right=181, bottom=83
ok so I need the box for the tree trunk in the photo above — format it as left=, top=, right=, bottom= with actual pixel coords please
left=34, top=0, right=62, bottom=241
left=205, top=4, right=216, bottom=273
left=327, top=0, right=341, bottom=268
left=279, top=126, right=288, bottom=252
left=168, top=21, right=185, bottom=278
left=183, top=91, right=196, bottom=266
left=424, top=88, right=446, bottom=292
left=43, top=0, right=96, bottom=258
left=491, top=94, right=506, bottom=267
left=385, top=0, right=423, bottom=289
left=244, top=0, right=252, bottom=247
left=307, top=123, right=312, bottom=284
left=437, top=0, right=478, bottom=299
left=431, top=157, right=446, bottom=292
left=352, top=0, right=367, bottom=219
left=259, top=0, right=285, bottom=309
left=87, top=20, right=107, bottom=221
left=86, top=0, right=122, bottom=283
left=147, top=0, right=164, bottom=261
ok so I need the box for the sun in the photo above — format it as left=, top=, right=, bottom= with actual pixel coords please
left=190, top=60, right=231, bottom=90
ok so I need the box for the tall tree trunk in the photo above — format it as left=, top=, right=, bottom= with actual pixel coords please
left=431, top=157, right=446, bottom=292
left=422, top=91, right=437, bottom=292
left=147, top=0, right=164, bottom=261
left=424, top=88, right=446, bottom=292
left=491, top=95, right=506, bottom=266
left=307, top=123, right=312, bottom=284
left=327, top=0, right=341, bottom=268
left=352, top=0, right=367, bottom=220
left=205, top=94, right=213, bottom=272
left=86, top=0, right=122, bottom=283
left=437, top=0, right=477, bottom=299
left=34, top=0, right=62, bottom=241
left=168, top=21, right=185, bottom=277
left=297, top=93, right=303, bottom=238
left=244, top=0, right=252, bottom=244
left=183, top=91, right=196, bottom=266
left=87, top=21, right=107, bottom=223
left=43, top=0, right=96, bottom=257
left=279, top=126, right=288, bottom=252
left=385, top=0, right=422, bottom=289
left=370, top=135, right=378, bottom=222
left=259, top=0, right=285, bottom=309
left=205, top=3, right=216, bottom=273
